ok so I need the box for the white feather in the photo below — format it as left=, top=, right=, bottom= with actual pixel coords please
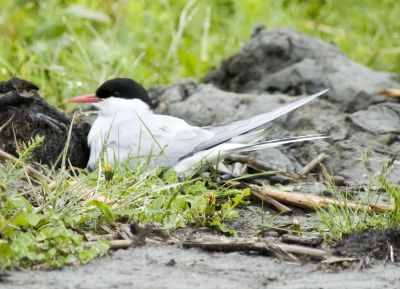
left=173, top=134, right=327, bottom=174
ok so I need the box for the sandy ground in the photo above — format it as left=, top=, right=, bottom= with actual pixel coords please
left=3, top=245, right=400, bottom=289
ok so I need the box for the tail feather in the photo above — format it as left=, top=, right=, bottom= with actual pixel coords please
left=193, top=89, right=328, bottom=153
left=227, top=134, right=327, bottom=153
left=229, top=126, right=274, bottom=143
left=173, top=134, right=328, bottom=174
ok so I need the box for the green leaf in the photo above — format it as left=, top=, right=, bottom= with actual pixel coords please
left=12, top=212, right=43, bottom=227
left=86, top=200, right=114, bottom=222
left=184, top=181, right=207, bottom=194
left=163, top=213, right=182, bottom=229
left=0, top=241, right=12, bottom=269
left=163, top=169, right=179, bottom=184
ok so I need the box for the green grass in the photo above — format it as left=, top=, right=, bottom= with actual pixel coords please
left=0, top=135, right=249, bottom=269
left=317, top=158, right=400, bottom=242
left=1, top=0, right=399, bottom=108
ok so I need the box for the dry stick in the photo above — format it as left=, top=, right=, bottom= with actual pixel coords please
left=85, top=233, right=115, bottom=241
left=182, top=240, right=261, bottom=252
left=380, top=88, right=400, bottom=98
left=228, top=154, right=299, bottom=180
left=250, top=184, right=394, bottom=213
left=272, top=243, right=327, bottom=260
left=85, top=239, right=133, bottom=249
left=227, top=180, right=293, bottom=214
left=252, top=189, right=293, bottom=215
left=299, top=153, right=327, bottom=176
left=281, top=234, right=322, bottom=246
left=109, top=239, right=133, bottom=249
left=0, top=149, right=50, bottom=183
left=182, top=240, right=328, bottom=260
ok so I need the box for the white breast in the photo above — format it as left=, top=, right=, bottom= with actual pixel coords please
left=86, top=97, right=213, bottom=170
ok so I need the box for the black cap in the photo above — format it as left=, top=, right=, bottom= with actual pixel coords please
left=96, top=78, right=152, bottom=106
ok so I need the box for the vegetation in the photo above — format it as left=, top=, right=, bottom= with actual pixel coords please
left=1, top=0, right=399, bottom=107
left=0, top=135, right=249, bottom=269
left=318, top=158, right=400, bottom=241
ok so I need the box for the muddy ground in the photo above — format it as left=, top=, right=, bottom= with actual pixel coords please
left=3, top=245, right=400, bottom=289
left=2, top=27, right=400, bottom=288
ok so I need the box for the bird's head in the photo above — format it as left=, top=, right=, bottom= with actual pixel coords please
left=68, top=78, right=152, bottom=108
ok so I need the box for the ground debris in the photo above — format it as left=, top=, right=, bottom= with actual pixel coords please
left=247, top=183, right=394, bottom=213
left=380, top=88, right=400, bottom=98
left=334, top=228, right=400, bottom=262
left=281, top=234, right=322, bottom=246
left=319, top=256, right=361, bottom=272
left=85, top=221, right=176, bottom=250
left=182, top=235, right=328, bottom=261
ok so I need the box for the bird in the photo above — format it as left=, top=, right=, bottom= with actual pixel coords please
left=68, top=78, right=328, bottom=175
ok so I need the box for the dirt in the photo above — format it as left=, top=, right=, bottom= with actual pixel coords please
left=0, top=77, right=90, bottom=168
left=2, top=245, right=400, bottom=289
left=2, top=27, right=400, bottom=288
left=335, top=228, right=400, bottom=262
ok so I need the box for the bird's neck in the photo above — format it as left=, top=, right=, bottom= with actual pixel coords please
left=98, top=97, right=152, bottom=117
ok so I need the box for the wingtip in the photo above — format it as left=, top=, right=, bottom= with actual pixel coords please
left=310, top=88, right=329, bottom=99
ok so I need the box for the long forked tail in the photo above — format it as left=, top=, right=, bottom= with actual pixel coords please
left=228, top=134, right=327, bottom=153
left=173, top=134, right=327, bottom=174
left=194, top=89, right=329, bottom=153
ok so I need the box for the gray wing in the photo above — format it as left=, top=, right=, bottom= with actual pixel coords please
left=193, top=89, right=328, bottom=153
left=103, top=113, right=214, bottom=167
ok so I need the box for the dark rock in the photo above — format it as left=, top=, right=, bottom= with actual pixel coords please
left=156, top=82, right=296, bottom=127
left=349, top=103, right=400, bottom=134
left=0, top=77, right=90, bottom=168
left=327, top=132, right=400, bottom=184
left=250, top=149, right=300, bottom=172
left=204, top=28, right=399, bottom=112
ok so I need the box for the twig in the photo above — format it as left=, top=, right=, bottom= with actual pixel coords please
left=228, top=154, right=300, bottom=180
left=281, top=234, right=322, bottom=246
left=109, top=239, right=133, bottom=249
left=390, top=245, right=394, bottom=262
left=380, top=88, right=400, bottom=98
left=300, top=153, right=327, bottom=176
left=272, top=243, right=327, bottom=260
left=0, top=148, right=50, bottom=183
left=86, top=239, right=133, bottom=249
left=252, top=189, right=292, bottom=215
left=226, top=180, right=292, bottom=214
left=85, top=234, right=115, bottom=241
left=250, top=184, right=394, bottom=213
left=182, top=239, right=328, bottom=260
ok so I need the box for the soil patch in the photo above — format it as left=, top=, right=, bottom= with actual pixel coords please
left=0, top=77, right=90, bottom=168
left=335, top=228, right=400, bottom=261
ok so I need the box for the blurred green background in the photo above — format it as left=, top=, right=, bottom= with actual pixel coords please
left=0, top=0, right=399, bottom=107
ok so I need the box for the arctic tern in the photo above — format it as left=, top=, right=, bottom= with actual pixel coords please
left=68, top=78, right=328, bottom=174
